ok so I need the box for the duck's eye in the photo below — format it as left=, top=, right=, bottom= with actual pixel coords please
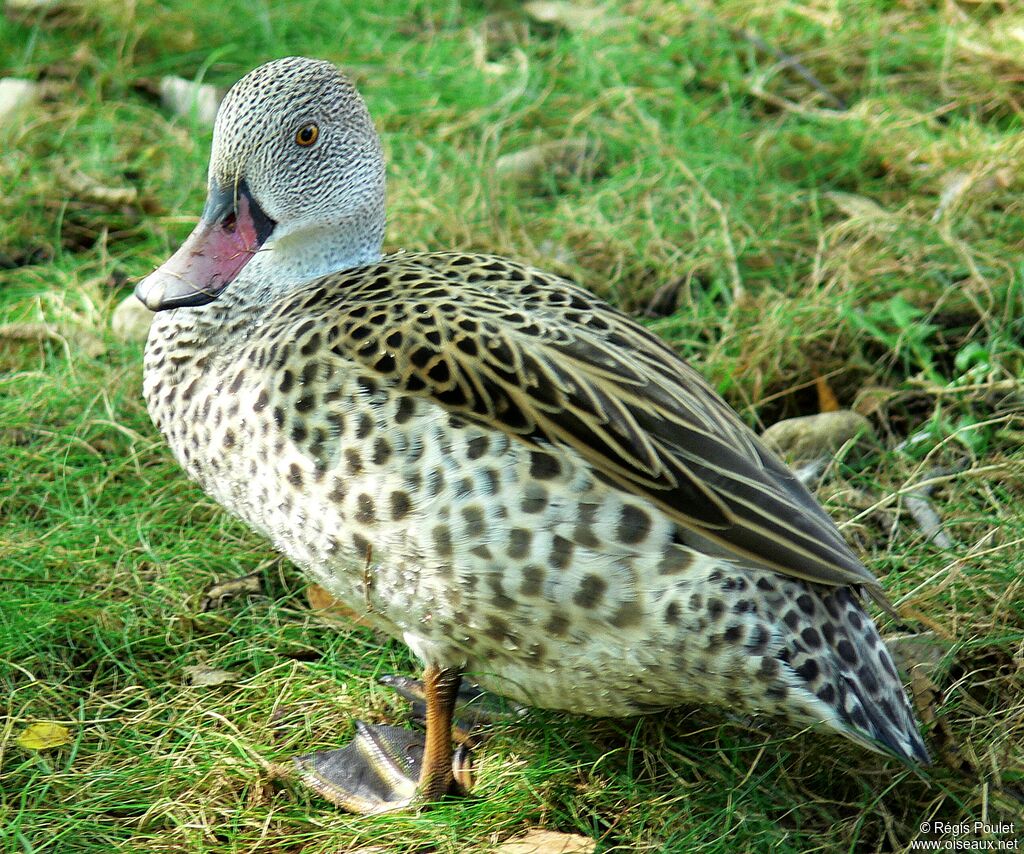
left=295, top=123, right=319, bottom=147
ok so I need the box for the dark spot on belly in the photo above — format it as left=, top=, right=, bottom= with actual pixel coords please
left=747, top=625, right=769, bottom=653
left=394, top=397, right=415, bottom=424
left=520, top=485, right=547, bottom=514
left=328, top=479, right=347, bottom=503
left=461, top=505, right=485, bottom=538
left=484, top=616, right=512, bottom=643
left=432, top=525, right=453, bottom=557
left=390, top=490, right=411, bottom=520
left=507, top=528, right=532, bottom=560
left=617, top=504, right=652, bottom=545
left=549, top=535, right=574, bottom=570
left=355, top=493, right=376, bottom=524
left=795, top=658, right=819, bottom=682
left=529, top=451, right=561, bottom=480
left=837, top=639, right=858, bottom=665
left=372, top=438, right=392, bottom=465
left=345, top=448, right=363, bottom=475
left=520, top=564, right=545, bottom=596
left=801, top=627, right=822, bottom=649
left=610, top=601, right=642, bottom=628
left=466, top=435, right=488, bottom=460
left=723, top=624, right=743, bottom=643
left=355, top=413, right=373, bottom=439
left=574, top=574, right=607, bottom=609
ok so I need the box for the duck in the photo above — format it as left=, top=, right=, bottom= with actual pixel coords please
left=136, top=56, right=929, bottom=814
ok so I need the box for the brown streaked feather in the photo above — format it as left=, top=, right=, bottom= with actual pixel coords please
left=288, top=251, right=881, bottom=590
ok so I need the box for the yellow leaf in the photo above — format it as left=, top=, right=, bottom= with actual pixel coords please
left=16, top=722, right=72, bottom=750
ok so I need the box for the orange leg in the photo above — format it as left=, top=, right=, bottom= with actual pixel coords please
left=414, top=664, right=463, bottom=802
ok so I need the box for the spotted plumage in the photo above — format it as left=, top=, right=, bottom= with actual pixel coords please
left=138, top=57, right=929, bottom=808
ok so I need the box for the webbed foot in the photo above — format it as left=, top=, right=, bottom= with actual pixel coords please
left=292, top=665, right=470, bottom=814
left=293, top=720, right=472, bottom=814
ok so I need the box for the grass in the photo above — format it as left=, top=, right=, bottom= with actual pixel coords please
left=1, top=0, right=1023, bottom=851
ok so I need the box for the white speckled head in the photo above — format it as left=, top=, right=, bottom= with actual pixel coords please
left=137, top=57, right=386, bottom=311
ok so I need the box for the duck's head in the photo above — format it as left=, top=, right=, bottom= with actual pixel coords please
left=136, top=57, right=386, bottom=311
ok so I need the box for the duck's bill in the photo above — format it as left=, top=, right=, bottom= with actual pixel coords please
left=135, top=181, right=276, bottom=311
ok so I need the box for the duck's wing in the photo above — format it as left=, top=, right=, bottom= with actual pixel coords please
left=300, top=252, right=879, bottom=590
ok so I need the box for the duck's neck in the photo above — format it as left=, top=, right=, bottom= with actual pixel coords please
left=224, top=210, right=386, bottom=311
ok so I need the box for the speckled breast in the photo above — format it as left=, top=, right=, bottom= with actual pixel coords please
left=143, top=304, right=770, bottom=716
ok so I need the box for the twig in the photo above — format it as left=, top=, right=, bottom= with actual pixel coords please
left=903, top=460, right=971, bottom=550
left=737, top=27, right=846, bottom=110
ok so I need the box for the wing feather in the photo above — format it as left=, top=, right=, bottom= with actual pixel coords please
left=306, top=253, right=880, bottom=589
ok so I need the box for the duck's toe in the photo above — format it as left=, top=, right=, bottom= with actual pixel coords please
left=292, top=721, right=472, bottom=814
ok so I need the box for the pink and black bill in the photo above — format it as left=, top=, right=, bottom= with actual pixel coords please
left=135, top=180, right=275, bottom=311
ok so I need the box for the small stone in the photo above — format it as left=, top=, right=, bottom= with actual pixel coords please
left=160, top=75, right=222, bottom=126
left=762, top=410, right=876, bottom=463
left=111, top=293, right=153, bottom=342
left=0, top=78, right=38, bottom=129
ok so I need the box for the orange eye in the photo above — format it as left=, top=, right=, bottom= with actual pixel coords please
left=295, top=123, right=319, bottom=146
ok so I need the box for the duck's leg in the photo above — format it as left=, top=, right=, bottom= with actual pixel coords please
left=292, top=664, right=469, bottom=814
left=380, top=674, right=525, bottom=744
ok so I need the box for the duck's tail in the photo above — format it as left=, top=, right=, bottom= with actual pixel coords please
left=778, top=584, right=930, bottom=765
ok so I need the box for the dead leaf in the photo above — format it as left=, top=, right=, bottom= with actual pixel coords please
left=184, top=665, right=240, bottom=687
left=826, top=191, right=892, bottom=222
left=57, top=165, right=138, bottom=208
left=523, top=2, right=607, bottom=33
left=0, top=78, right=38, bottom=129
left=814, top=374, right=840, bottom=413
left=885, top=631, right=952, bottom=685
left=160, top=75, right=222, bottom=127
left=0, top=322, right=60, bottom=344
left=199, top=573, right=261, bottom=611
left=497, top=829, right=596, bottom=854
left=4, top=0, right=58, bottom=14
left=643, top=278, right=683, bottom=318
left=0, top=321, right=105, bottom=358
left=932, top=170, right=971, bottom=223
left=495, top=139, right=599, bottom=186
left=306, top=583, right=373, bottom=628
left=852, top=384, right=897, bottom=419
left=16, top=722, right=72, bottom=750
